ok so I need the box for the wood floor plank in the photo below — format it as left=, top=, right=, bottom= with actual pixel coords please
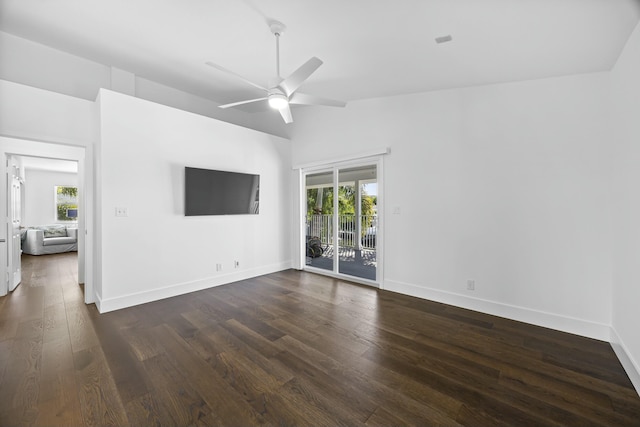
left=124, top=391, right=178, bottom=427
left=86, top=307, right=153, bottom=403
left=361, top=347, right=569, bottom=427
left=220, top=318, right=283, bottom=358
left=207, top=351, right=307, bottom=426
left=42, top=303, right=70, bottom=344
left=0, top=316, right=19, bottom=343
left=275, top=333, right=461, bottom=426
left=40, top=335, right=75, bottom=384
left=73, top=345, right=129, bottom=426
left=118, top=325, right=164, bottom=362
left=272, top=349, right=380, bottom=424
left=66, top=304, right=99, bottom=353
left=364, top=405, right=429, bottom=427
left=201, top=322, right=295, bottom=386
left=150, top=323, right=264, bottom=426
left=141, top=353, right=214, bottom=425
left=0, top=339, right=14, bottom=385
left=36, top=372, right=82, bottom=427
left=278, top=375, right=364, bottom=426
left=405, top=326, right=622, bottom=421
left=0, top=336, right=43, bottom=426
left=1, top=253, right=639, bottom=426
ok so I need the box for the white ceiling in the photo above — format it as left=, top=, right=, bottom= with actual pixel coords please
left=1, top=0, right=639, bottom=110
left=18, top=156, right=78, bottom=174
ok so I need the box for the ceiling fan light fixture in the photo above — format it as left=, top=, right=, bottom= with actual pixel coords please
left=268, top=93, right=288, bottom=109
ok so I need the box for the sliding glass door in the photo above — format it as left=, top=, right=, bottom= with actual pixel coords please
left=305, top=170, right=334, bottom=272
left=337, top=165, right=377, bottom=281
left=303, top=161, right=379, bottom=285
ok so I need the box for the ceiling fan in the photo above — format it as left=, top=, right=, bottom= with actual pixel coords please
left=206, top=20, right=346, bottom=124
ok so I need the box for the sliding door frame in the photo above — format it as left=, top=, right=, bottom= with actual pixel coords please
left=299, top=155, right=384, bottom=288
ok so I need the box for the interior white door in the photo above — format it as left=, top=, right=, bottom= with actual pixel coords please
left=8, top=161, right=21, bottom=291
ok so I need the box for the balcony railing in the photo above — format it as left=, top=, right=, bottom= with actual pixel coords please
left=306, top=214, right=377, bottom=250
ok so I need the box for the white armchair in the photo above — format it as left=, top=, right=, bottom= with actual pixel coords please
left=22, top=225, right=78, bottom=255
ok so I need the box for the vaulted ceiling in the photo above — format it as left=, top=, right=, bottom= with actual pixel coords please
left=1, top=0, right=639, bottom=112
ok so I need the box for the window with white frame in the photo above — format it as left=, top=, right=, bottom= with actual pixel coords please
left=55, top=186, right=78, bottom=221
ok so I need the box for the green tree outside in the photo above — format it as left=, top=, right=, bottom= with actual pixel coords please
left=307, top=185, right=376, bottom=223
left=56, top=186, right=78, bottom=221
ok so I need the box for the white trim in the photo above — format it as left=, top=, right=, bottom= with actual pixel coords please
left=292, top=169, right=305, bottom=270
left=304, top=265, right=379, bottom=288
left=0, top=136, right=93, bottom=304
left=377, top=156, right=384, bottom=287
left=384, top=278, right=612, bottom=341
left=96, top=261, right=292, bottom=313
left=294, top=169, right=305, bottom=270
left=610, top=328, right=640, bottom=396
left=293, top=147, right=389, bottom=170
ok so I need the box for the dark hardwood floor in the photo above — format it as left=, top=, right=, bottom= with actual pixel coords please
left=1, top=252, right=639, bottom=426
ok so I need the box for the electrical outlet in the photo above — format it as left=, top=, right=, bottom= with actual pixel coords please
left=115, top=207, right=128, bottom=217
left=216, top=263, right=222, bottom=271
left=234, top=260, right=240, bottom=268
left=467, top=280, right=475, bottom=291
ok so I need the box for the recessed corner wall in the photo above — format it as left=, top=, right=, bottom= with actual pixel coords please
left=95, top=89, right=293, bottom=312
left=611, top=21, right=640, bottom=393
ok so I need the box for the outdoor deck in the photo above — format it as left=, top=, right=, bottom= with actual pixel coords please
left=306, top=245, right=377, bottom=281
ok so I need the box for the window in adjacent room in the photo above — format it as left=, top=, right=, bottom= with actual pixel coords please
left=55, top=186, right=78, bottom=221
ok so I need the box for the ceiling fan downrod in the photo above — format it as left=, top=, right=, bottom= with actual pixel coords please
left=269, top=20, right=286, bottom=79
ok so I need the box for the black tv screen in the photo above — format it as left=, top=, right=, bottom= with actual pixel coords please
left=185, top=167, right=260, bottom=216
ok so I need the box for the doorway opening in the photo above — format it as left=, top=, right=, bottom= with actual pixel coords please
left=0, top=137, right=92, bottom=303
left=10, top=156, right=81, bottom=295
left=303, top=160, right=381, bottom=286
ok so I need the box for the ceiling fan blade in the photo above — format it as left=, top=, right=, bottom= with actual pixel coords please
left=205, top=61, right=268, bottom=92
left=218, top=97, right=268, bottom=109
left=290, top=92, right=346, bottom=108
left=278, top=103, right=293, bottom=124
left=279, top=57, right=323, bottom=96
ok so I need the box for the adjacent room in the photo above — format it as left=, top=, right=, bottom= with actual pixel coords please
left=1, top=1, right=639, bottom=425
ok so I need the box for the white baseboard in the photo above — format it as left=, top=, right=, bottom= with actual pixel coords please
left=610, top=328, right=640, bottom=396
left=383, top=279, right=611, bottom=341
left=95, top=261, right=292, bottom=313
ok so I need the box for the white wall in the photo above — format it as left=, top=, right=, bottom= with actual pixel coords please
left=0, top=79, right=94, bottom=146
left=134, top=77, right=289, bottom=139
left=611, top=22, right=640, bottom=392
left=0, top=31, right=289, bottom=139
left=0, top=31, right=110, bottom=101
left=95, top=89, right=292, bottom=312
left=291, top=72, right=613, bottom=340
left=23, top=169, right=78, bottom=226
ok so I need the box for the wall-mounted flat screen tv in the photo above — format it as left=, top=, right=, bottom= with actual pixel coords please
left=185, top=167, right=260, bottom=216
